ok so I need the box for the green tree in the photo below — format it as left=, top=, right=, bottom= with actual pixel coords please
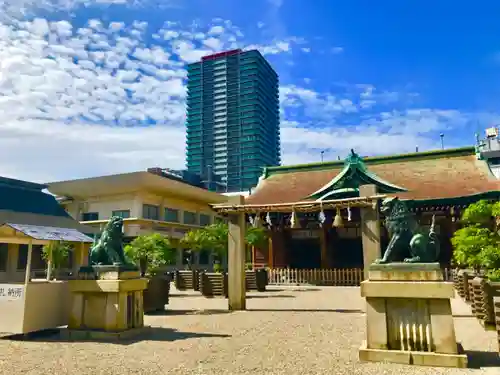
left=181, top=222, right=269, bottom=266
left=452, top=200, right=500, bottom=278
left=245, top=226, right=269, bottom=248
left=181, top=222, right=228, bottom=261
left=42, top=241, right=72, bottom=278
left=124, top=233, right=176, bottom=276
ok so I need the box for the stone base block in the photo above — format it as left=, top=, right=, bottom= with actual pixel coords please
left=368, top=262, right=444, bottom=282
left=68, top=278, right=148, bottom=332
left=361, top=264, right=466, bottom=368
left=61, top=326, right=150, bottom=341
left=359, top=341, right=468, bottom=368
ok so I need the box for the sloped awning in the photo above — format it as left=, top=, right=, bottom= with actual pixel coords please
left=0, top=223, right=94, bottom=243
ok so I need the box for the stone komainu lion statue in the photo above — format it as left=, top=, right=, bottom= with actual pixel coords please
left=376, top=197, right=440, bottom=264
left=89, top=216, right=131, bottom=266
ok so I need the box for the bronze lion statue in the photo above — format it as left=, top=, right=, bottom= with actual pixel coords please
left=89, top=216, right=133, bottom=266
left=376, top=197, right=440, bottom=264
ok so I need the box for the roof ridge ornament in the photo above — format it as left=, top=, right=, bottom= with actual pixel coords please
left=345, top=149, right=367, bottom=171
left=308, top=149, right=407, bottom=201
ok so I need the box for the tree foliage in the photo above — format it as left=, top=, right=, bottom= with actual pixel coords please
left=245, top=226, right=269, bottom=248
left=42, top=241, right=72, bottom=272
left=452, top=200, right=500, bottom=279
left=124, top=233, right=176, bottom=275
left=181, top=222, right=269, bottom=258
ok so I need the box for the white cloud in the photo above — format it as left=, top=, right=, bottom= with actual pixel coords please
left=0, top=13, right=309, bottom=182
left=0, top=1, right=482, bottom=186
left=207, top=26, right=224, bottom=35
left=279, top=110, right=467, bottom=165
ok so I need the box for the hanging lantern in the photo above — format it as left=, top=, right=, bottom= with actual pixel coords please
left=265, top=212, right=272, bottom=226
left=290, top=209, right=301, bottom=229
left=253, top=214, right=263, bottom=228
left=347, top=206, right=352, bottom=222
left=318, top=203, right=326, bottom=226
left=450, top=206, right=456, bottom=222
left=332, top=208, right=344, bottom=228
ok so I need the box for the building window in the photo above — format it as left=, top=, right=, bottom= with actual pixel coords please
left=199, top=214, right=211, bottom=226
left=17, top=245, right=28, bottom=270
left=143, top=204, right=160, bottom=220
left=0, top=243, right=7, bottom=271
left=183, top=211, right=198, bottom=225
left=82, top=212, right=99, bottom=221
left=112, top=210, right=131, bottom=219
left=164, top=208, right=179, bottom=222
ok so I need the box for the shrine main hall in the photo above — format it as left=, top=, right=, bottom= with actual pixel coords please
left=243, top=146, right=500, bottom=270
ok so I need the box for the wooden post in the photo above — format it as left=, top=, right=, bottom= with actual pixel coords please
left=268, top=235, right=274, bottom=268
left=227, top=195, right=246, bottom=311
left=80, top=242, right=88, bottom=267
left=46, top=241, right=53, bottom=281
left=359, top=185, right=381, bottom=280
left=24, top=240, right=33, bottom=285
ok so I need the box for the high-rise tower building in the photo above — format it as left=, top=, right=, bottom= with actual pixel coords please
left=185, top=49, right=281, bottom=192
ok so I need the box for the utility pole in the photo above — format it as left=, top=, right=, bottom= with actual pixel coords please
left=440, top=133, right=444, bottom=150
left=320, top=150, right=325, bottom=162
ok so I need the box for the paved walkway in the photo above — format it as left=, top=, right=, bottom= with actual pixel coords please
left=0, top=286, right=497, bottom=375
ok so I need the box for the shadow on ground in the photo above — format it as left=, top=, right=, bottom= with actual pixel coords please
left=267, top=288, right=322, bottom=292
left=3, top=327, right=231, bottom=345
left=246, top=294, right=295, bottom=299
left=248, top=308, right=364, bottom=313
left=170, top=293, right=205, bottom=298
left=466, top=350, right=500, bottom=368
left=148, top=309, right=232, bottom=316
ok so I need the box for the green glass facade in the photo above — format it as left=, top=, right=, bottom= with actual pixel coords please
left=186, top=49, right=281, bottom=192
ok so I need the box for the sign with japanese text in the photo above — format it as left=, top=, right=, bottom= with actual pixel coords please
left=0, top=285, right=24, bottom=301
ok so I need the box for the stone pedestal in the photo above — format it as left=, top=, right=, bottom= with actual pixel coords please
left=65, top=265, right=149, bottom=340
left=359, top=263, right=467, bottom=368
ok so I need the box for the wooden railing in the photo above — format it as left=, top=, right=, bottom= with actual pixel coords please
left=268, top=268, right=363, bottom=286
left=267, top=267, right=454, bottom=286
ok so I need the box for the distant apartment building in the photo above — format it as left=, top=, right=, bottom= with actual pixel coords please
left=185, top=49, right=281, bottom=193
left=47, top=169, right=229, bottom=269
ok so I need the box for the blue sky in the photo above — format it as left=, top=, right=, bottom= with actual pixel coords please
left=0, top=0, right=498, bottom=182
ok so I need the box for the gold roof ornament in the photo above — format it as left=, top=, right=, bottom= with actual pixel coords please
left=332, top=208, right=344, bottom=228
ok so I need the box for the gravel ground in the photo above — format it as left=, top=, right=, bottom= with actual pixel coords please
left=0, top=286, right=498, bottom=375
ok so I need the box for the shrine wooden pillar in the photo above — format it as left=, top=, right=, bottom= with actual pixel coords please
left=359, top=185, right=381, bottom=280
left=227, top=195, right=246, bottom=311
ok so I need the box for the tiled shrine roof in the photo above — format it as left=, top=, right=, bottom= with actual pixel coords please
left=247, top=147, right=500, bottom=206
